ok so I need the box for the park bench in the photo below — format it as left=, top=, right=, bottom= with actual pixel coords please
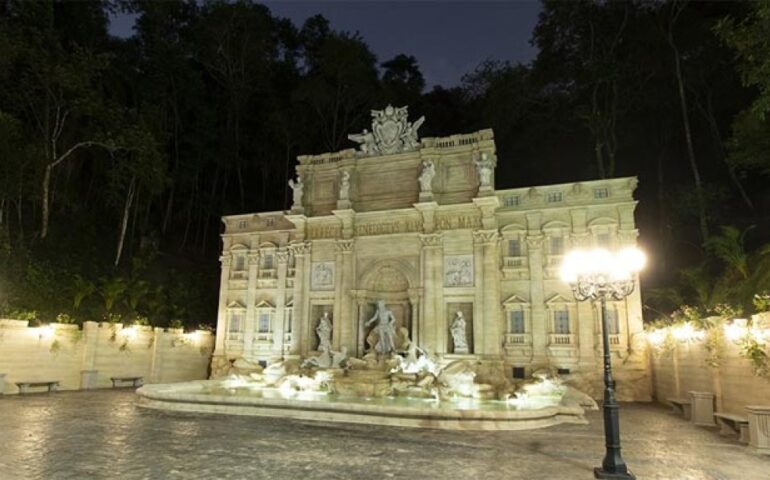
left=668, top=397, right=692, bottom=420
left=110, top=376, right=143, bottom=388
left=714, top=412, right=750, bottom=444
left=16, top=381, right=59, bottom=394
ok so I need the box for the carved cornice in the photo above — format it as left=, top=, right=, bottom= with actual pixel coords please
left=248, top=252, right=261, bottom=265
left=335, top=239, right=355, bottom=253
left=276, top=250, right=289, bottom=264
left=569, top=233, right=591, bottom=248
left=472, top=229, right=500, bottom=245
left=419, top=233, right=444, bottom=248
left=526, top=235, right=545, bottom=249
left=617, top=229, right=639, bottom=243
left=219, top=254, right=232, bottom=266
left=288, top=241, right=311, bottom=256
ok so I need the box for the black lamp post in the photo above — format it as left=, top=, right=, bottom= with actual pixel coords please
left=560, top=248, right=645, bottom=480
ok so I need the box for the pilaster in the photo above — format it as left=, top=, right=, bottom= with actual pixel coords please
left=272, top=249, right=289, bottom=358
left=288, top=241, right=311, bottom=356
left=243, top=252, right=260, bottom=359
left=526, top=234, right=547, bottom=366
left=214, top=253, right=232, bottom=355
left=334, top=239, right=355, bottom=352
left=420, top=233, right=443, bottom=354
left=473, top=229, right=502, bottom=356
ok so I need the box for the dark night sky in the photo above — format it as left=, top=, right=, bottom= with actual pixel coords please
left=108, top=1, right=542, bottom=88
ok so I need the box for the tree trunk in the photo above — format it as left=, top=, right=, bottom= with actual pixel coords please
left=115, top=176, right=137, bottom=267
left=40, top=164, right=53, bottom=239
left=670, top=33, right=709, bottom=242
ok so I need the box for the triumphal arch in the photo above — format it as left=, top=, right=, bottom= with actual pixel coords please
left=211, top=105, right=651, bottom=400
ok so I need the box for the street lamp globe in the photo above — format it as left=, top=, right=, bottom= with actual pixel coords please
left=560, top=246, right=645, bottom=480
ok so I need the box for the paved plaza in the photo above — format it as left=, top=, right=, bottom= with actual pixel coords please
left=0, top=390, right=767, bottom=480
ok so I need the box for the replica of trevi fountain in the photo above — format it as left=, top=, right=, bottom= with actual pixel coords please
left=138, top=301, right=597, bottom=430
left=136, top=104, right=644, bottom=430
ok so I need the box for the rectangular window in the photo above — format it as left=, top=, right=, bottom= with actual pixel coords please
left=594, top=187, right=609, bottom=199
left=504, top=195, right=519, bottom=207
left=547, top=191, right=563, bottom=203
left=234, top=255, right=246, bottom=271
left=509, top=310, right=526, bottom=334
left=266, top=217, right=275, bottom=227
left=286, top=310, right=293, bottom=333
left=512, top=367, right=526, bottom=379
left=550, top=237, right=564, bottom=255
left=228, top=312, right=243, bottom=332
left=557, top=368, right=571, bottom=375
left=238, top=220, right=248, bottom=229
left=263, top=254, right=273, bottom=269
left=554, top=309, right=570, bottom=334
left=605, top=308, right=620, bottom=334
left=508, top=239, right=521, bottom=257
left=258, top=313, right=271, bottom=333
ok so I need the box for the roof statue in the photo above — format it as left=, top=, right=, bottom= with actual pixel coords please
left=348, top=105, right=425, bottom=156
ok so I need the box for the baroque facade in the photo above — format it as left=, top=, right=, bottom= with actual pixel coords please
left=212, top=106, right=651, bottom=400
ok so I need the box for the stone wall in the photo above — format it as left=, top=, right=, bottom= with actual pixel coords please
left=650, top=340, right=770, bottom=414
left=0, top=320, right=214, bottom=394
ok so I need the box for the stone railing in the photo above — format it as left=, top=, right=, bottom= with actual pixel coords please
left=549, top=334, right=575, bottom=346
left=504, top=333, right=531, bottom=345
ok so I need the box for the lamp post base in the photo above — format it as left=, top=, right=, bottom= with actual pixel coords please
left=594, top=467, right=636, bottom=480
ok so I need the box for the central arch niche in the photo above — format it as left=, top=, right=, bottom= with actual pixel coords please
left=355, top=259, right=419, bottom=356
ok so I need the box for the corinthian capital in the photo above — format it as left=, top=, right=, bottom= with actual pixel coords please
left=419, top=232, right=443, bottom=248
left=472, top=229, right=500, bottom=244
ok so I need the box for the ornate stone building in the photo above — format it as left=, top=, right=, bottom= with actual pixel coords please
left=212, top=106, right=650, bottom=400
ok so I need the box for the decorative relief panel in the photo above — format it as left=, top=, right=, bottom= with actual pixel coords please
left=444, top=255, right=474, bottom=287
left=311, top=262, right=335, bottom=290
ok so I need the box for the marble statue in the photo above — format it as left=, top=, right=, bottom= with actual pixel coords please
left=339, top=171, right=350, bottom=201
left=474, top=153, right=493, bottom=188
left=450, top=311, right=469, bottom=354
left=348, top=105, right=425, bottom=156
left=288, top=176, right=303, bottom=209
left=316, top=312, right=332, bottom=352
left=366, top=300, right=397, bottom=354
left=347, top=129, right=376, bottom=155
left=418, top=160, right=435, bottom=193
left=301, top=346, right=348, bottom=369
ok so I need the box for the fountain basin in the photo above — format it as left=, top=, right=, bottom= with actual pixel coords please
left=136, top=380, right=587, bottom=431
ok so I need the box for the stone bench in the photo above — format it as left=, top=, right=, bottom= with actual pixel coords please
left=668, top=397, right=692, bottom=420
left=110, top=376, right=143, bottom=388
left=16, top=381, right=59, bottom=394
left=714, top=412, right=749, bottom=444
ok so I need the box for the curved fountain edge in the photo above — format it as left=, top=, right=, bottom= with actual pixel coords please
left=135, top=381, right=588, bottom=431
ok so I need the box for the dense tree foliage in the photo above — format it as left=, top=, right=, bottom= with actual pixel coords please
left=1, top=0, right=770, bottom=327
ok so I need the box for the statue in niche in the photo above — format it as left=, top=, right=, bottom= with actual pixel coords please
left=316, top=311, right=332, bottom=352
left=418, top=160, right=435, bottom=193
left=288, top=176, right=303, bottom=209
left=339, top=171, right=350, bottom=201
left=366, top=300, right=398, bottom=354
left=474, top=153, right=493, bottom=188
left=450, top=311, right=469, bottom=354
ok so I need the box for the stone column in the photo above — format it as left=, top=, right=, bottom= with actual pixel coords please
left=526, top=234, right=547, bottom=366
left=420, top=233, right=443, bottom=354
left=354, top=293, right=367, bottom=356
left=747, top=405, right=770, bottom=455
left=272, top=249, right=289, bottom=359
left=689, top=391, right=716, bottom=426
left=149, top=327, right=163, bottom=383
left=243, top=252, right=260, bottom=359
left=289, top=242, right=311, bottom=357
left=334, top=239, right=355, bottom=352
left=408, top=289, right=421, bottom=347
left=214, top=254, right=232, bottom=355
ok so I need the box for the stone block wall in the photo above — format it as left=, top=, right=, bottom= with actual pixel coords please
left=650, top=340, right=770, bottom=414
left=0, top=320, right=213, bottom=394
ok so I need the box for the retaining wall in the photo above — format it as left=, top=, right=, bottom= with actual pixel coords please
left=0, top=320, right=214, bottom=394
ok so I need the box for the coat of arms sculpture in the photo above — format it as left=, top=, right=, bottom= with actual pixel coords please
left=348, top=105, right=425, bottom=156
